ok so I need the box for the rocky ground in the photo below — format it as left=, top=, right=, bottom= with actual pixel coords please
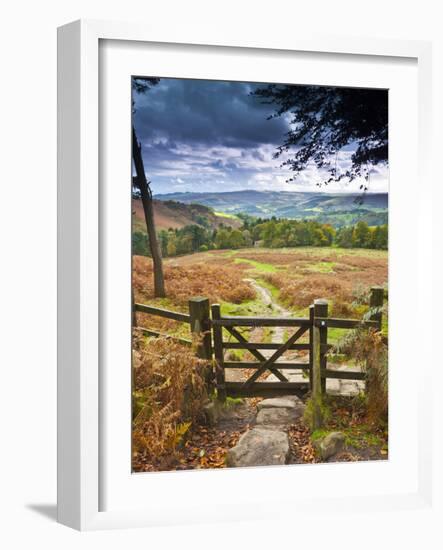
left=158, top=393, right=388, bottom=472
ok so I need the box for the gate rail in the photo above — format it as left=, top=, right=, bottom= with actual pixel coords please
left=209, top=286, right=384, bottom=401
left=134, top=286, right=385, bottom=401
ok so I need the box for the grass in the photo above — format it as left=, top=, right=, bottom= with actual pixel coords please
left=342, top=427, right=384, bottom=449
left=223, top=396, right=244, bottom=408
left=214, top=211, right=239, bottom=220
left=327, top=327, right=352, bottom=345
left=233, top=257, right=280, bottom=273
left=303, top=261, right=336, bottom=273
left=255, top=277, right=280, bottom=300
left=220, top=298, right=266, bottom=317
left=232, top=246, right=386, bottom=260
left=311, top=426, right=384, bottom=449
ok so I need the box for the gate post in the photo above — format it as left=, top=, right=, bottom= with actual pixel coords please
left=369, top=286, right=384, bottom=330
left=315, top=300, right=329, bottom=393
left=312, top=299, right=328, bottom=429
left=189, top=297, right=212, bottom=391
left=211, top=303, right=226, bottom=403
left=309, top=305, right=314, bottom=389
left=188, top=297, right=212, bottom=359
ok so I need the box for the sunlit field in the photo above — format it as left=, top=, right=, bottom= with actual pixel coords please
left=133, top=246, right=388, bottom=340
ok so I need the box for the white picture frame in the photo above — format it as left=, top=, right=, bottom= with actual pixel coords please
left=57, top=19, right=433, bottom=531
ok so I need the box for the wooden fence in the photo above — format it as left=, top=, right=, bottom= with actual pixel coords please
left=134, top=287, right=384, bottom=401
left=134, top=297, right=212, bottom=359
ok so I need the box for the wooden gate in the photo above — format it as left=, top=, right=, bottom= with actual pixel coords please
left=209, top=287, right=383, bottom=401
left=210, top=304, right=313, bottom=400
left=135, top=287, right=384, bottom=402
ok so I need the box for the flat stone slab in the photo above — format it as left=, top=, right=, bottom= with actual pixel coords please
left=257, top=395, right=303, bottom=410
left=226, top=428, right=289, bottom=467
left=256, top=405, right=304, bottom=427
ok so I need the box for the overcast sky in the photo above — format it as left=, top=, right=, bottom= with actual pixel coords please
left=132, top=78, right=388, bottom=196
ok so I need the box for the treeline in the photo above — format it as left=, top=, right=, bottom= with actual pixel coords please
left=133, top=224, right=252, bottom=257
left=132, top=219, right=387, bottom=258
left=335, top=222, right=387, bottom=249
left=242, top=217, right=388, bottom=250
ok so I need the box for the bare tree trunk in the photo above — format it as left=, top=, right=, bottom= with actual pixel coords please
left=132, top=126, right=166, bottom=298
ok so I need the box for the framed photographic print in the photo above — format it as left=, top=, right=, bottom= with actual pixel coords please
left=57, top=20, right=433, bottom=530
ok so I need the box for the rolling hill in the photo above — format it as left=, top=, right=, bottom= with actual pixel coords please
left=154, top=190, right=388, bottom=227
left=132, top=198, right=241, bottom=232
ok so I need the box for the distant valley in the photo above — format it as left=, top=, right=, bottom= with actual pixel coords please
left=154, top=190, right=388, bottom=227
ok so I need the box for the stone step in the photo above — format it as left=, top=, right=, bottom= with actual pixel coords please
left=256, top=405, right=304, bottom=427
left=226, top=427, right=289, bottom=468
left=257, top=395, right=304, bottom=410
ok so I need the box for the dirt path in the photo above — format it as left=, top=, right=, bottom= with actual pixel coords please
left=244, top=279, right=310, bottom=385
left=228, top=278, right=364, bottom=396
left=223, top=278, right=306, bottom=385
left=224, top=278, right=291, bottom=383
left=243, top=278, right=291, bottom=355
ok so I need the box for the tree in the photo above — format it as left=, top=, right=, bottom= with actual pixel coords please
left=312, top=227, right=329, bottom=247
left=158, top=230, right=169, bottom=257
left=228, top=229, right=245, bottom=249
left=252, top=85, right=388, bottom=187
left=370, top=224, right=388, bottom=249
left=336, top=226, right=354, bottom=248
left=242, top=229, right=253, bottom=247
left=215, top=228, right=231, bottom=249
left=322, top=225, right=336, bottom=246
left=132, top=77, right=166, bottom=297
left=132, top=231, right=149, bottom=257
left=353, top=221, right=371, bottom=248
left=378, top=224, right=388, bottom=250
left=166, top=232, right=178, bottom=256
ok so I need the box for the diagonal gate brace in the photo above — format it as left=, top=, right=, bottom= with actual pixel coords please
left=241, top=325, right=308, bottom=390
left=226, top=326, right=288, bottom=382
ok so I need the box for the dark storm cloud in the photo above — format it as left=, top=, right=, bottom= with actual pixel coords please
left=133, top=78, right=288, bottom=149
left=132, top=77, right=388, bottom=195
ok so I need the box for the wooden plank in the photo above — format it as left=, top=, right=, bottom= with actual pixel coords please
left=222, top=342, right=311, bottom=350
left=135, top=303, right=190, bottom=324
left=225, top=326, right=288, bottom=382
left=211, top=304, right=226, bottom=402
left=314, top=317, right=379, bottom=329
left=321, top=369, right=366, bottom=381
left=134, top=327, right=192, bottom=346
left=224, top=361, right=310, bottom=370
left=211, top=317, right=311, bottom=327
left=242, top=326, right=309, bottom=389
left=225, top=381, right=309, bottom=399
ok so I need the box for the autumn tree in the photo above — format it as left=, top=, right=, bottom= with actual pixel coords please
left=353, top=221, right=371, bottom=248
left=132, top=77, right=166, bottom=297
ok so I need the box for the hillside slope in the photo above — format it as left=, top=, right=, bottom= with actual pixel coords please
left=132, top=198, right=241, bottom=232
